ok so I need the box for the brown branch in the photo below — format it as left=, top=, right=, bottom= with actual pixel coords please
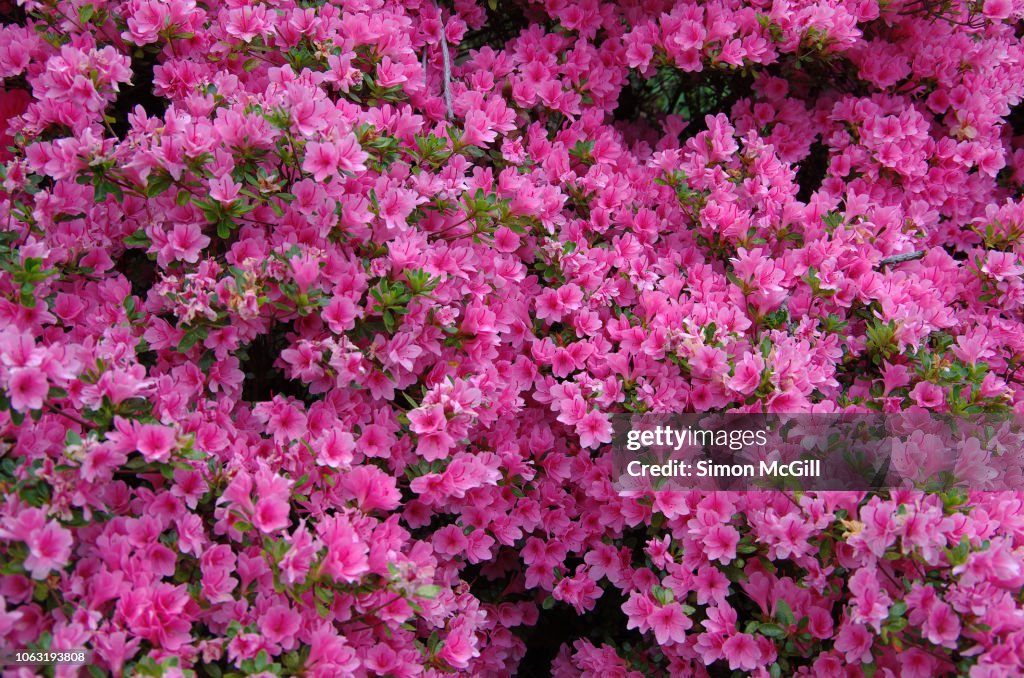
left=876, top=251, right=926, bottom=270
left=435, top=2, right=454, bottom=120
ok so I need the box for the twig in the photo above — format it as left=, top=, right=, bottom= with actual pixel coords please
left=876, top=251, right=925, bottom=270
left=435, top=1, right=454, bottom=119
left=46, top=405, right=89, bottom=428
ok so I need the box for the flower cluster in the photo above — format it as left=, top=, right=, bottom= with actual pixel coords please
left=2, top=0, right=1024, bottom=674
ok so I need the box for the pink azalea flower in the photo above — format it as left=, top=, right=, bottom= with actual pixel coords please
left=923, top=601, right=961, bottom=648
left=7, top=366, right=48, bottom=412
left=23, top=521, right=73, bottom=579
left=317, top=430, right=355, bottom=469
left=252, top=497, right=291, bottom=533
left=136, top=423, right=176, bottom=462
left=259, top=604, right=301, bottom=647
left=703, top=525, right=740, bottom=564
left=647, top=603, right=692, bottom=645
left=303, top=141, right=340, bottom=182
left=576, top=410, right=612, bottom=449
left=721, top=633, right=761, bottom=671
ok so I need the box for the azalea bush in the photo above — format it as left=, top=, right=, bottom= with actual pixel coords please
left=2, top=0, right=1024, bottom=674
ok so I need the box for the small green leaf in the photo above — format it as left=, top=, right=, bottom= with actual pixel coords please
left=415, top=584, right=442, bottom=599
left=775, top=599, right=795, bottom=627
left=651, top=585, right=674, bottom=606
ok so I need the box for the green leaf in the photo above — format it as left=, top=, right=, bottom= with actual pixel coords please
left=651, top=585, right=674, bottom=606
left=177, top=329, right=203, bottom=352
left=945, top=535, right=971, bottom=566
left=146, top=173, right=173, bottom=197
left=822, top=211, right=843, bottom=230
left=415, top=584, right=442, bottom=599
left=886, top=616, right=907, bottom=633
left=124, top=228, right=152, bottom=248
left=775, top=599, right=795, bottom=627
left=759, top=623, right=785, bottom=638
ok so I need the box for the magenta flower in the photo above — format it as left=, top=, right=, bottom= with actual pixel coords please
left=303, top=141, right=341, bottom=182
left=23, top=521, right=72, bottom=579
left=703, top=525, right=740, bottom=564
left=647, top=603, right=692, bottom=645
left=136, top=423, right=177, bottom=462
left=7, top=366, right=48, bottom=412
left=576, top=410, right=612, bottom=449
left=118, top=584, right=197, bottom=651
left=721, top=633, right=761, bottom=671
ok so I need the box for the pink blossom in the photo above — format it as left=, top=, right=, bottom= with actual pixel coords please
left=23, top=521, right=72, bottom=579
left=576, top=410, right=612, bottom=449
left=136, top=423, right=176, bottom=462
left=923, top=601, right=961, bottom=648
left=833, top=622, right=873, bottom=664
left=7, top=366, right=48, bottom=411
left=703, top=525, right=740, bottom=564
left=647, top=603, right=692, bottom=645
left=722, top=633, right=761, bottom=671
left=259, top=604, right=301, bottom=647
left=158, top=223, right=210, bottom=265
left=303, top=141, right=340, bottom=182
left=909, top=381, right=945, bottom=408
left=252, top=497, right=291, bottom=533
left=118, top=584, right=197, bottom=651
left=317, top=430, right=355, bottom=469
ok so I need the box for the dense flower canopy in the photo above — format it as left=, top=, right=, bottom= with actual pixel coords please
left=2, top=0, right=1024, bottom=674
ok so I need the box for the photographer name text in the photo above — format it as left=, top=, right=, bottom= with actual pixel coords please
left=625, top=459, right=822, bottom=479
